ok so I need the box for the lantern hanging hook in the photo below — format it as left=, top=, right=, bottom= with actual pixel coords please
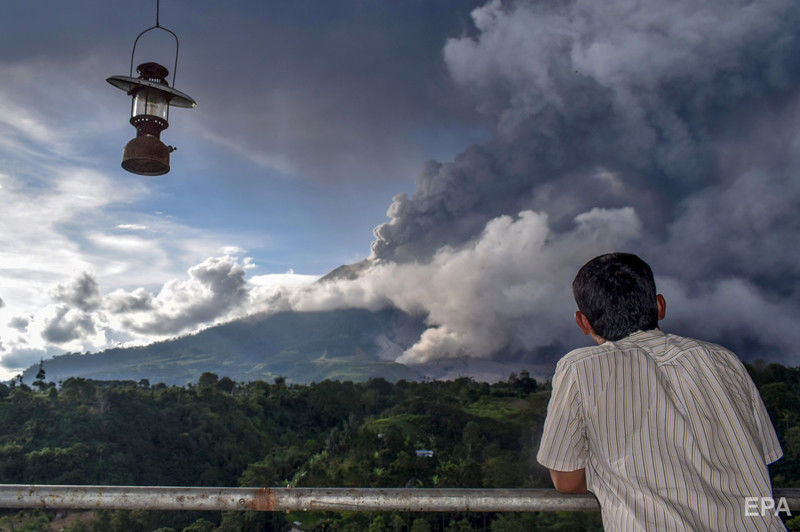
left=128, top=0, right=181, bottom=87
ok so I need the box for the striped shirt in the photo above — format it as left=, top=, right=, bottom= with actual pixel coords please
left=537, top=329, right=785, bottom=531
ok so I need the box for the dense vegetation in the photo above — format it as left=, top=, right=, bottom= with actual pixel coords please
left=0, top=361, right=798, bottom=531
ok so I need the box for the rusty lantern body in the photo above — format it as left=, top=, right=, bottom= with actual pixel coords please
left=107, top=62, right=196, bottom=176
left=106, top=8, right=196, bottom=176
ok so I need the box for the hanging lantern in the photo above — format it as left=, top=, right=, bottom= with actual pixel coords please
left=106, top=2, right=196, bottom=176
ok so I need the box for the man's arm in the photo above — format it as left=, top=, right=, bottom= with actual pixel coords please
left=549, top=468, right=588, bottom=494
left=746, top=372, right=783, bottom=464
left=536, top=361, right=590, bottom=491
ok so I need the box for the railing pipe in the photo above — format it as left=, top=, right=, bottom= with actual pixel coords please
left=1, top=486, right=799, bottom=513
left=1, top=486, right=595, bottom=512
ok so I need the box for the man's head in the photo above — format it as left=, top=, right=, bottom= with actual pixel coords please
left=572, top=252, right=665, bottom=342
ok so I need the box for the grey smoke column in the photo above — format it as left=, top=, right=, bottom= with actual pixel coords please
left=367, top=0, right=800, bottom=362
left=372, top=0, right=800, bottom=267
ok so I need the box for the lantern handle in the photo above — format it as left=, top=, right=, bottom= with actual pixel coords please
left=128, top=23, right=181, bottom=88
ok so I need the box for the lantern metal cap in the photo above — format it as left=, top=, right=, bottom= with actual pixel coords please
left=106, top=75, right=197, bottom=108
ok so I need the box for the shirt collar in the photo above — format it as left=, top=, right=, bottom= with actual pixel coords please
left=621, top=328, right=665, bottom=342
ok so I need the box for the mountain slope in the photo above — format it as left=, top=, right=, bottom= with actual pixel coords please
left=23, top=308, right=427, bottom=385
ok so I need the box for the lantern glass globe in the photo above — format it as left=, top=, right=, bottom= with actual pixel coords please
left=132, top=87, right=169, bottom=121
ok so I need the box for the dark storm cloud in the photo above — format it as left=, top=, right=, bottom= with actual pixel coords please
left=51, top=272, right=101, bottom=312
left=0, top=348, right=48, bottom=370
left=8, top=317, right=29, bottom=332
left=39, top=273, right=102, bottom=345
left=41, top=306, right=96, bottom=343
left=106, top=288, right=154, bottom=314
left=0, top=3, right=135, bottom=62
left=173, top=0, right=487, bottom=184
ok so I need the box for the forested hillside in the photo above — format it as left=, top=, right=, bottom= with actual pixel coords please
left=0, top=362, right=798, bottom=531
left=18, top=309, right=427, bottom=387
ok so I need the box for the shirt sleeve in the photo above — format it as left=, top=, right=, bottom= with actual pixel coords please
left=747, top=376, right=783, bottom=464
left=537, top=360, right=588, bottom=471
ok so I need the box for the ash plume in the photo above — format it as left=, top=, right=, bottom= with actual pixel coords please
left=363, top=0, right=800, bottom=363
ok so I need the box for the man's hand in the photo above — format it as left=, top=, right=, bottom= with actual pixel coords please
left=549, top=468, right=588, bottom=494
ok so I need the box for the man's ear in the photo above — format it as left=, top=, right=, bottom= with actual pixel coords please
left=575, top=311, right=594, bottom=335
left=657, top=294, right=666, bottom=320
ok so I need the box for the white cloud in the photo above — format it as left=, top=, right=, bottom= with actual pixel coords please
left=109, top=255, right=249, bottom=335
left=249, top=271, right=319, bottom=291
left=116, top=224, right=148, bottom=231
left=221, top=246, right=246, bottom=256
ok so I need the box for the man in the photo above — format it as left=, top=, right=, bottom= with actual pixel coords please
left=537, top=252, right=785, bottom=531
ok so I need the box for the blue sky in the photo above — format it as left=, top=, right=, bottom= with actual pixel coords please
left=2, top=0, right=800, bottom=380
left=0, top=1, right=488, bottom=377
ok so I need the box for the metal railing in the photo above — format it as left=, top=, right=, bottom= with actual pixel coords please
left=1, top=486, right=799, bottom=513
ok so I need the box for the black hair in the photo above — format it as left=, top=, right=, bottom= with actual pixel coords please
left=572, top=252, right=658, bottom=341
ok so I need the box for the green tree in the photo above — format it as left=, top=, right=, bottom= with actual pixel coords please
left=182, top=517, right=215, bottom=531
left=515, top=370, right=537, bottom=394
left=490, top=514, right=533, bottom=532
left=198, top=372, right=219, bottom=388
left=0, top=509, right=51, bottom=531
left=390, top=514, right=406, bottom=532
left=410, top=518, right=432, bottom=532
left=445, top=517, right=474, bottom=532
left=368, top=514, right=390, bottom=532
left=785, top=515, right=800, bottom=531
left=33, top=360, right=46, bottom=390
left=462, top=421, right=482, bottom=458
left=217, top=376, right=235, bottom=393
left=482, top=455, right=519, bottom=487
